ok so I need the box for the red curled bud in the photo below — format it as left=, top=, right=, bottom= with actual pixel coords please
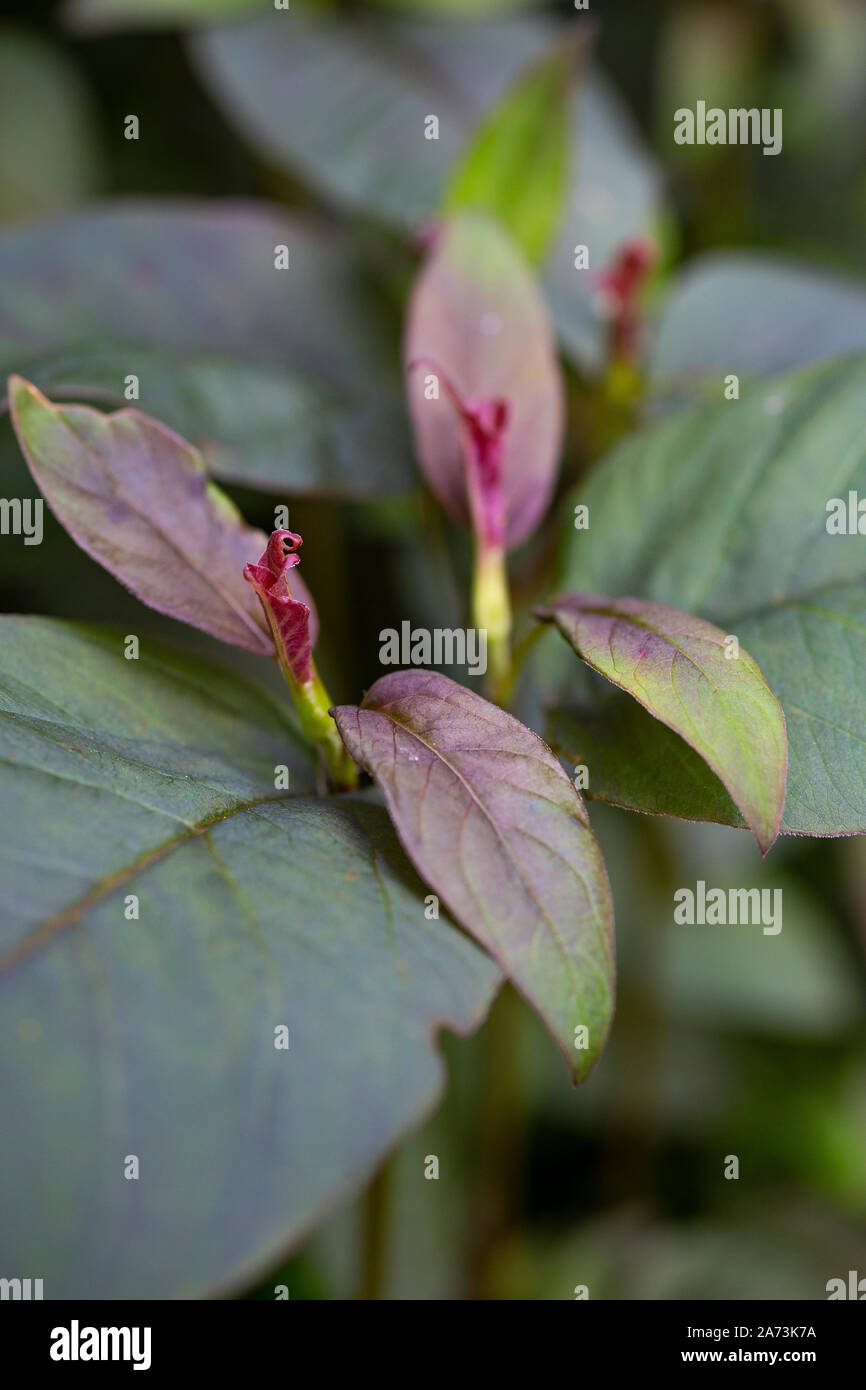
left=244, top=529, right=313, bottom=686
left=595, top=236, right=657, bottom=364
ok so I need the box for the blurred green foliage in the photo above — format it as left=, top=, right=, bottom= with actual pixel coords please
left=442, top=36, right=575, bottom=264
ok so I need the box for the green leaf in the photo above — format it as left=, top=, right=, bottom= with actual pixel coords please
left=543, top=355, right=866, bottom=837
left=547, top=697, right=745, bottom=830
left=0, top=202, right=412, bottom=499
left=190, top=13, right=662, bottom=374
left=649, top=253, right=866, bottom=399
left=537, top=595, right=786, bottom=854
left=0, top=618, right=499, bottom=1297
left=333, top=671, right=614, bottom=1081
left=442, top=39, right=575, bottom=264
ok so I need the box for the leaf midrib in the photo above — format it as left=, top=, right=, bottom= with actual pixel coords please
left=0, top=791, right=292, bottom=977
left=365, top=694, right=608, bottom=1013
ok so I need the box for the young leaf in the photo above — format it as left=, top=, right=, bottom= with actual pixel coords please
left=8, top=376, right=315, bottom=654
left=536, top=594, right=787, bottom=855
left=0, top=618, right=498, bottom=1297
left=442, top=38, right=576, bottom=265
left=404, top=213, right=563, bottom=550
left=332, top=670, right=614, bottom=1080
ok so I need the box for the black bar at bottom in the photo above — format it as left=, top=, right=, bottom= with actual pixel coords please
left=1, top=1298, right=862, bottom=1375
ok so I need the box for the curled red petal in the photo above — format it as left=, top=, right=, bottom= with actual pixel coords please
left=244, top=529, right=313, bottom=684
left=255, top=529, right=303, bottom=589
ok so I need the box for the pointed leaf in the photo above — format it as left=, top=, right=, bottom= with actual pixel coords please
left=547, top=697, right=746, bottom=830
left=537, top=594, right=787, bottom=854
left=443, top=39, right=576, bottom=264
left=0, top=618, right=498, bottom=1297
left=333, top=670, right=614, bottom=1080
left=8, top=376, right=317, bottom=654
left=405, top=213, right=563, bottom=549
left=543, top=354, right=866, bottom=837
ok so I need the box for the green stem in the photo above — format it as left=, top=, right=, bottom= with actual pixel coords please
left=472, top=542, right=512, bottom=703
left=275, top=650, right=357, bottom=792
left=495, top=620, right=546, bottom=708
left=592, top=356, right=644, bottom=457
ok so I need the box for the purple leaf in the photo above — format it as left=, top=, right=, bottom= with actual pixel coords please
left=9, top=376, right=316, bottom=653
left=537, top=593, right=787, bottom=854
left=332, top=670, right=614, bottom=1080
left=404, top=213, right=564, bottom=551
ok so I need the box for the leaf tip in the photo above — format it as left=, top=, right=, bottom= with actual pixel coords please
left=7, top=373, right=42, bottom=420
left=7, top=376, right=55, bottom=471
left=755, top=811, right=783, bottom=858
